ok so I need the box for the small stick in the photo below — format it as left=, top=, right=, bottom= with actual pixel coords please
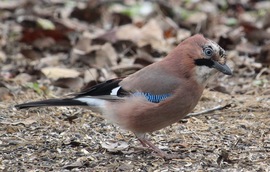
left=185, top=104, right=231, bottom=118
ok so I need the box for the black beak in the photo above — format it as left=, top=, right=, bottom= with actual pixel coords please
left=212, top=61, right=232, bottom=75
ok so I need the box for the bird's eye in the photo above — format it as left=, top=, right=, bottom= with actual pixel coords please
left=204, top=47, right=213, bottom=57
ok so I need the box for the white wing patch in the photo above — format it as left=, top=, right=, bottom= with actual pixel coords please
left=75, top=97, right=106, bottom=107
left=110, top=86, right=121, bottom=96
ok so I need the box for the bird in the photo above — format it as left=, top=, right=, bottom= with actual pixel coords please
left=15, top=34, right=232, bottom=158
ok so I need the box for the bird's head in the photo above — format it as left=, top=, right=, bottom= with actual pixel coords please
left=193, top=36, right=232, bottom=76
left=173, top=34, right=232, bottom=86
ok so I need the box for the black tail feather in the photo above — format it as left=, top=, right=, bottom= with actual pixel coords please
left=15, top=98, right=88, bottom=110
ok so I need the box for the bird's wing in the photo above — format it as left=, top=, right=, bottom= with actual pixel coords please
left=119, top=62, right=182, bottom=94
left=15, top=75, right=177, bottom=110
left=73, top=78, right=128, bottom=99
left=73, top=76, right=175, bottom=103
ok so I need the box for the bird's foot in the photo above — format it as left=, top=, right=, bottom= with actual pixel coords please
left=138, top=137, right=181, bottom=159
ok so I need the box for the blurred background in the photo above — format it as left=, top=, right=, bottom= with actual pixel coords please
left=0, top=0, right=269, bottom=171
left=0, top=0, right=269, bottom=95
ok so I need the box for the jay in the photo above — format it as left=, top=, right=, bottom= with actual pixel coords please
left=15, top=34, right=232, bottom=158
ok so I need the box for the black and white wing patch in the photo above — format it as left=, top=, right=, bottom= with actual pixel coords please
left=74, top=79, right=129, bottom=98
left=74, top=78, right=172, bottom=103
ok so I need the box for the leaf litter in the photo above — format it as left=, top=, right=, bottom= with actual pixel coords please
left=0, top=0, right=270, bottom=171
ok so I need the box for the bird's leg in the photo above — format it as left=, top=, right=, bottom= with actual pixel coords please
left=136, top=134, right=178, bottom=159
left=138, top=137, right=168, bottom=157
left=138, top=138, right=148, bottom=147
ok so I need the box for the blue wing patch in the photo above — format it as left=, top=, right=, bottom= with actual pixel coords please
left=133, top=92, right=171, bottom=103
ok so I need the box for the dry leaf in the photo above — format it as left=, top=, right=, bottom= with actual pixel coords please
left=53, top=77, right=84, bottom=89
left=259, top=44, right=270, bottom=64
left=95, top=43, right=118, bottom=67
left=33, top=37, right=55, bottom=50
left=0, top=117, right=37, bottom=127
left=84, top=68, right=98, bottom=83
left=236, top=42, right=260, bottom=55
left=0, top=87, right=13, bottom=101
left=116, top=24, right=141, bottom=42
left=14, top=73, right=33, bottom=84
left=73, top=37, right=92, bottom=54
left=101, top=140, right=129, bottom=152
left=186, top=12, right=207, bottom=25
left=138, top=19, right=167, bottom=51
left=41, top=67, right=80, bottom=80
left=0, top=51, right=7, bottom=62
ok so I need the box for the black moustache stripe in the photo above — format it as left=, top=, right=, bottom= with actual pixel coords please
left=194, top=59, right=214, bottom=68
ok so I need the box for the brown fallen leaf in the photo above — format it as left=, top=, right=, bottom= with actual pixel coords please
left=101, top=140, right=129, bottom=153
left=116, top=24, right=142, bottom=43
left=0, top=117, right=37, bottom=127
left=0, top=0, right=26, bottom=10
left=258, top=44, right=270, bottom=64
left=70, top=1, right=102, bottom=23
left=236, top=42, right=260, bottom=55
left=21, top=48, right=42, bottom=60
left=186, top=12, right=207, bottom=26
left=41, top=67, right=80, bottom=80
left=63, top=161, right=84, bottom=170
left=95, top=43, right=118, bottom=68
left=14, top=73, right=33, bottom=84
left=111, top=64, right=143, bottom=77
left=73, top=37, right=92, bottom=54
left=241, top=22, right=270, bottom=43
left=0, top=51, right=7, bottom=62
left=217, top=149, right=233, bottom=166
left=138, top=19, right=168, bottom=51
left=0, top=86, right=13, bottom=101
left=32, top=37, right=55, bottom=50
left=53, top=77, right=84, bottom=89
left=84, top=68, right=98, bottom=83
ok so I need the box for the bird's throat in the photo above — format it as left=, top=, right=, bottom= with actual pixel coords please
left=195, top=66, right=218, bottom=87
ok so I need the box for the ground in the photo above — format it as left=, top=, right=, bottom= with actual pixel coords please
left=0, top=0, right=270, bottom=171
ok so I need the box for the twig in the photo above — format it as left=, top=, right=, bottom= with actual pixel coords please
left=185, top=104, right=231, bottom=118
left=255, top=67, right=269, bottom=80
